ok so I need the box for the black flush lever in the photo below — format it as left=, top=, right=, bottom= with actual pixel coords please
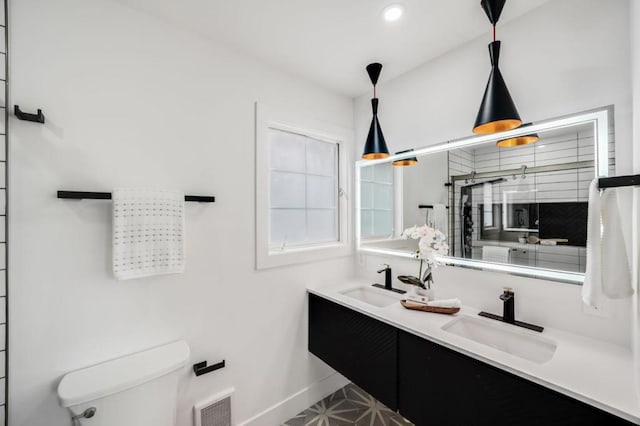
left=14, top=105, right=45, bottom=123
left=193, top=359, right=225, bottom=377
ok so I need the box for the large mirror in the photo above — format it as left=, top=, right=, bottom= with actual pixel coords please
left=356, top=107, right=613, bottom=283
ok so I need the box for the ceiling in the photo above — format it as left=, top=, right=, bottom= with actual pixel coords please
left=116, top=0, right=550, bottom=97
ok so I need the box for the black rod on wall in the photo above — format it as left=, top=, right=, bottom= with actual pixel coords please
left=598, top=175, right=640, bottom=189
left=418, top=205, right=450, bottom=209
left=57, top=191, right=215, bottom=203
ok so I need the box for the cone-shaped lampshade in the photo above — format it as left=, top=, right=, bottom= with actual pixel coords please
left=496, top=134, right=539, bottom=147
left=497, top=122, right=539, bottom=147
left=480, top=0, right=506, bottom=25
left=473, top=41, right=522, bottom=134
left=496, top=122, right=538, bottom=147
left=366, top=63, right=383, bottom=85
left=392, top=149, right=418, bottom=166
left=362, top=63, right=390, bottom=160
left=362, top=98, right=390, bottom=159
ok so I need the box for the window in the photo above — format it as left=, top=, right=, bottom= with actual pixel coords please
left=268, top=129, right=339, bottom=248
left=255, top=104, right=351, bottom=269
left=360, top=163, right=394, bottom=238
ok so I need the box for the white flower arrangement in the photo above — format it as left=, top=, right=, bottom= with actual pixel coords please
left=401, top=225, right=449, bottom=291
left=401, top=224, right=449, bottom=266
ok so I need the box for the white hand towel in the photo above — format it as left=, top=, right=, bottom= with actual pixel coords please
left=582, top=180, right=634, bottom=306
left=113, top=188, right=185, bottom=280
left=582, top=179, right=603, bottom=307
left=601, top=187, right=633, bottom=299
left=433, top=204, right=448, bottom=239
left=427, top=298, right=462, bottom=309
left=482, top=245, right=510, bottom=264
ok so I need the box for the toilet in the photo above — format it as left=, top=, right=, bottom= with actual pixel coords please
left=57, top=340, right=190, bottom=426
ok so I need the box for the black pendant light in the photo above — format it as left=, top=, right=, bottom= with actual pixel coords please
left=473, top=0, right=522, bottom=134
left=496, top=123, right=539, bottom=148
left=392, top=149, right=418, bottom=166
left=362, top=63, right=390, bottom=160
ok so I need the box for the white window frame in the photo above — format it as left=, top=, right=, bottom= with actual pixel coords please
left=256, top=103, right=352, bottom=269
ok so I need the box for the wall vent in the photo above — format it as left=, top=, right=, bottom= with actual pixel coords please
left=194, top=388, right=234, bottom=426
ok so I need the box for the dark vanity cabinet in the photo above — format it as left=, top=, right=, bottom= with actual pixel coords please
left=398, top=331, right=629, bottom=426
left=308, top=294, right=632, bottom=426
left=308, top=293, right=398, bottom=410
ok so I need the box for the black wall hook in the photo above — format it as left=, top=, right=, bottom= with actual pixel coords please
left=14, top=105, right=45, bottom=123
left=193, top=359, right=225, bottom=376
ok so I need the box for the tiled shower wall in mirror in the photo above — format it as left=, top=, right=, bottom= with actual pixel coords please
left=448, top=124, right=615, bottom=274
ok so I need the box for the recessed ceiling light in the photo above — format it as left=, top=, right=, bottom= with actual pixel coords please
left=382, top=4, right=404, bottom=22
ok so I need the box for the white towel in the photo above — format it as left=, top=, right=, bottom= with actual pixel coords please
left=112, top=188, right=186, bottom=280
left=433, top=204, right=448, bottom=239
left=427, top=298, right=462, bottom=309
left=600, top=186, right=633, bottom=299
left=582, top=180, right=603, bottom=307
left=582, top=180, right=633, bottom=306
left=482, top=245, right=510, bottom=264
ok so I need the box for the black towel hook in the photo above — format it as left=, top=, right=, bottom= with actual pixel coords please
left=14, top=105, right=45, bottom=123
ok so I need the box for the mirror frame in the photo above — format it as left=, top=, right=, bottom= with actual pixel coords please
left=355, top=106, right=613, bottom=284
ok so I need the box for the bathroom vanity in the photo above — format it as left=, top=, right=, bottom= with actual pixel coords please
left=308, top=284, right=638, bottom=425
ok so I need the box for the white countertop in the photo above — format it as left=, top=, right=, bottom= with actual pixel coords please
left=308, top=281, right=640, bottom=424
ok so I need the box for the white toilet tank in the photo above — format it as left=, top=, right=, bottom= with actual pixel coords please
left=57, top=340, right=190, bottom=426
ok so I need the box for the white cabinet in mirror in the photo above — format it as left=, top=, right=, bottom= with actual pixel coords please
left=355, top=106, right=613, bottom=284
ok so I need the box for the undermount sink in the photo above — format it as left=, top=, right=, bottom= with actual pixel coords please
left=340, top=287, right=399, bottom=308
left=442, top=316, right=557, bottom=364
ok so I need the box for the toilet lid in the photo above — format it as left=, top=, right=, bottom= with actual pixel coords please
left=57, top=340, right=190, bottom=407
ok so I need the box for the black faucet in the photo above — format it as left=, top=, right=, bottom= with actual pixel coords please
left=478, top=288, right=543, bottom=332
left=500, top=288, right=515, bottom=324
left=372, top=264, right=406, bottom=294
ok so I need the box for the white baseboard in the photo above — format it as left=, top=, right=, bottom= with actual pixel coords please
left=237, top=372, right=349, bottom=426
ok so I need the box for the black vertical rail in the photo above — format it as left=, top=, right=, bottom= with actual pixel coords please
left=3, top=0, right=8, bottom=423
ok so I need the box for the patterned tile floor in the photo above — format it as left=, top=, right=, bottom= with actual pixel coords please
left=282, top=383, right=414, bottom=426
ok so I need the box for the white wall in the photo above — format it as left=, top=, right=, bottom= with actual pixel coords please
left=355, top=0, right=633, bottom=346
left=8, top=1, right=354, bottom=425
left=401, top=152, right=448, bottom=229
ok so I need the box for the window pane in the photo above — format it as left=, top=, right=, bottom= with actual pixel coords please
left=373, top=210, right=393, bottom=236
left=306, top=138, right=336, bottom=176
left=270, top=209, right=306, bottom=245
left=361, top=210, right=373, bottom=237
left=360, top=165, right=373, bottom=181
left=373, top=184, right=392, bottom=210
left=269, top=129, right=305, bottom=173
left=307, top=209, right=337, bottom=242
left=373, top=163, right=393, bottom=183
left=270, top=171, right=305, bottom=208
left=307, top=175, right=336, bottom=209
left=361, top=182, right=373, bottom=209
left=268, top=127, right=340, bottom=249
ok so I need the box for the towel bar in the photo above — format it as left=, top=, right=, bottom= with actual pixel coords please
left=598, top=175, right=640, bottom=189
left=418, top=205, right=450, bottom=209
left=57, top=191, right=215, bottom=203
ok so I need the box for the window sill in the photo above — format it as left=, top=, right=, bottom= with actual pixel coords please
left=258, top=241, right=352, bottom=270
